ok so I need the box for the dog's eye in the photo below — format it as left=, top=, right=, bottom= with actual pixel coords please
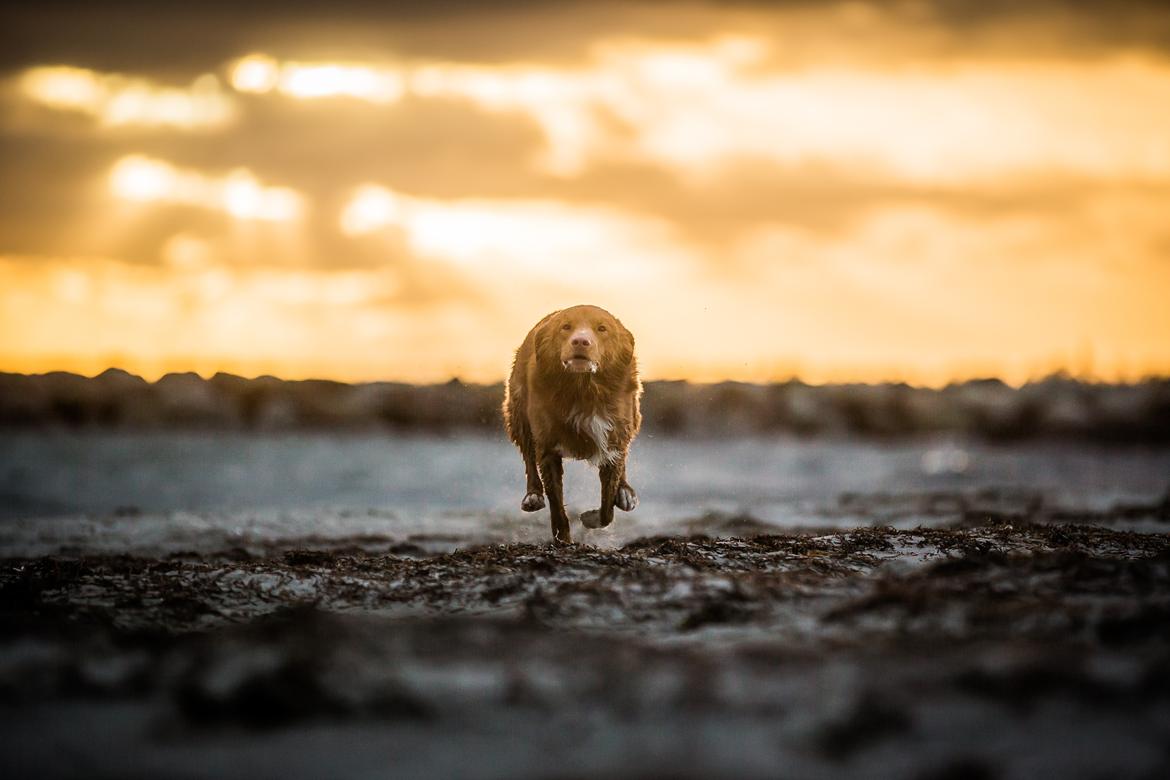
left=561, top=323, right=571, bottom=331
left=597, top=324, right=607, bottom=332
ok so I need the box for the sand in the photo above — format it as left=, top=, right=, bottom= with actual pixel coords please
left=3, top=502, right=1169, bottom=779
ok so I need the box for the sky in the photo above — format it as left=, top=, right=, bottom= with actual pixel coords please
left=2, top=0, right=1169, bottom=386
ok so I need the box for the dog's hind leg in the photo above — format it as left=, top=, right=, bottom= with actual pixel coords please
left=539, top=452, right=571, bottom=543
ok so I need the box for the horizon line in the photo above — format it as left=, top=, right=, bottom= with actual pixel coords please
left=5, top=364, right=1168, bottom=391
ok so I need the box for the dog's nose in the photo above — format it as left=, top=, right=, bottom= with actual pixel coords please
left=570, top=330, right=593, bottom=349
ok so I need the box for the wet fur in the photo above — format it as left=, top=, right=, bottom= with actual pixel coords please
left=504, top=305, right=642, bottom=543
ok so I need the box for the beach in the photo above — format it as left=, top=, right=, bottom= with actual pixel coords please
left=2, top=433, right=1168, bottom=778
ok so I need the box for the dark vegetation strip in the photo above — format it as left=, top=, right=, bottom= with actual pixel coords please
left=2, top=369, right=1169, bottom=441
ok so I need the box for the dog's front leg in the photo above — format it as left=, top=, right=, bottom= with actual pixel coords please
left=616, top=461, right=638, bottom=512
left=581, top=459, right=622, bottom=530
left=539, top=452, right=571, bottom=544
left=520, top=439, right=545, bottom=512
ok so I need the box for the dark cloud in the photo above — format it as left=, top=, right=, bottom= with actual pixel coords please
left=174, top=95, right=546, bottom=197
left=0, top=1, right=668, bottom=74
left=0, top=132, right=113, bottom=255
left=5, top=1, right=1170, bottom=78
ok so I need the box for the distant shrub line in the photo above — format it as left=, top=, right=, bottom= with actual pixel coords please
left=1, top=369, right=1168, bottom=442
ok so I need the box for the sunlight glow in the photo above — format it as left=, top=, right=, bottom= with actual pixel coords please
left=19, top=66, right=104, bottom=109
left=338, top=185, right=692, bottom=285
left=0, top=256, right=403, bottom=380
left=340, top=185, right=402, bottom=236
left=108, top=155, right=303, bottom=221
left=21, top=66, right=234, bottom=129
left=109, top=156, right=175, bottom=201
left=230, top=41, right=1170, bottom=180
left=229, top=54, right=280, bottom=93
left=418, top=43, right=1170, bottom=181
left=228, top=54, right=404, bottom=103
left=222, top=172, right=301, bottom=221
left=279, top=63, right=405, bottom=103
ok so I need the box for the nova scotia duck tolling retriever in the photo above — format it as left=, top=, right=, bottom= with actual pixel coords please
left=504, top=305, right=642, bottom=543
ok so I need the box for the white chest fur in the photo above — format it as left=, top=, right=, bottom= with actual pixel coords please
left=567, top=407, right=616, bottom=466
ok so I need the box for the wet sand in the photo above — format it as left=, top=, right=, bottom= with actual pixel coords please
left=3, top=498, right=1170, bottom=779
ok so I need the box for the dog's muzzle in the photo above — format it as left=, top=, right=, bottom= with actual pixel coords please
left=562, top=357, right=598, bottom=373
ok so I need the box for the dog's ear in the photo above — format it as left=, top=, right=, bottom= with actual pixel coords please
left=613, top=318, right=635, bottom=368
left=532, top=310, right=561, bottom=367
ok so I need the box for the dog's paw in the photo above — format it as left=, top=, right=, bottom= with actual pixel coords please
left=580, top=508, right=609, bottom=529
left=521, top=492, right=546, bottom=512
left=615, top=484, right=638, bottom=512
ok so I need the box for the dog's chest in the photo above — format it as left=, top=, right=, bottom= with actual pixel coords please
left=556, top=406, right=616, bottom=466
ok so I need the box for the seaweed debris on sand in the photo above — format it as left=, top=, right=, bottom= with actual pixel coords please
left=2, top=519, right=1170, bottom=779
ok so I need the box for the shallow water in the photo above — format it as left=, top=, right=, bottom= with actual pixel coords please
left=5, top=432, right=1169, bottom=518
left=1, top=431, right=1168, bottom=554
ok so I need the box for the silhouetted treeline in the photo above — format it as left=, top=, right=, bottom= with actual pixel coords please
left=1, top=369, right=1168, bottom=442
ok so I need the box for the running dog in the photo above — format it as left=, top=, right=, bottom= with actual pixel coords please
left=503, top=305, right=641, bottom=543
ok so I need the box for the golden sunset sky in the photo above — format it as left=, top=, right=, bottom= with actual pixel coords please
left=2, top=0, right=1169, bottom=385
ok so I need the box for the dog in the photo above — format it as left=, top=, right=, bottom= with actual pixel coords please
left=504, top=304, right=642, bottom=543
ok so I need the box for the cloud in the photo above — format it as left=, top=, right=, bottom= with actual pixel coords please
left=230, top=54, right=406, bottom=103
left=215, top=39, right=1170, bottom=183
left=18, top=66, right=234, bottom=129
left=107, top=154, right=303, bottom=221
left=336, top=184, right=695, bottom=289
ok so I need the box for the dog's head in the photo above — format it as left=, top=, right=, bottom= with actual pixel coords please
left=535, top=304, right=634, bottom=377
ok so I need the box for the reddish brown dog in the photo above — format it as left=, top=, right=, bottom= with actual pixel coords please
left=504, top=305, right=642, bottom=543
